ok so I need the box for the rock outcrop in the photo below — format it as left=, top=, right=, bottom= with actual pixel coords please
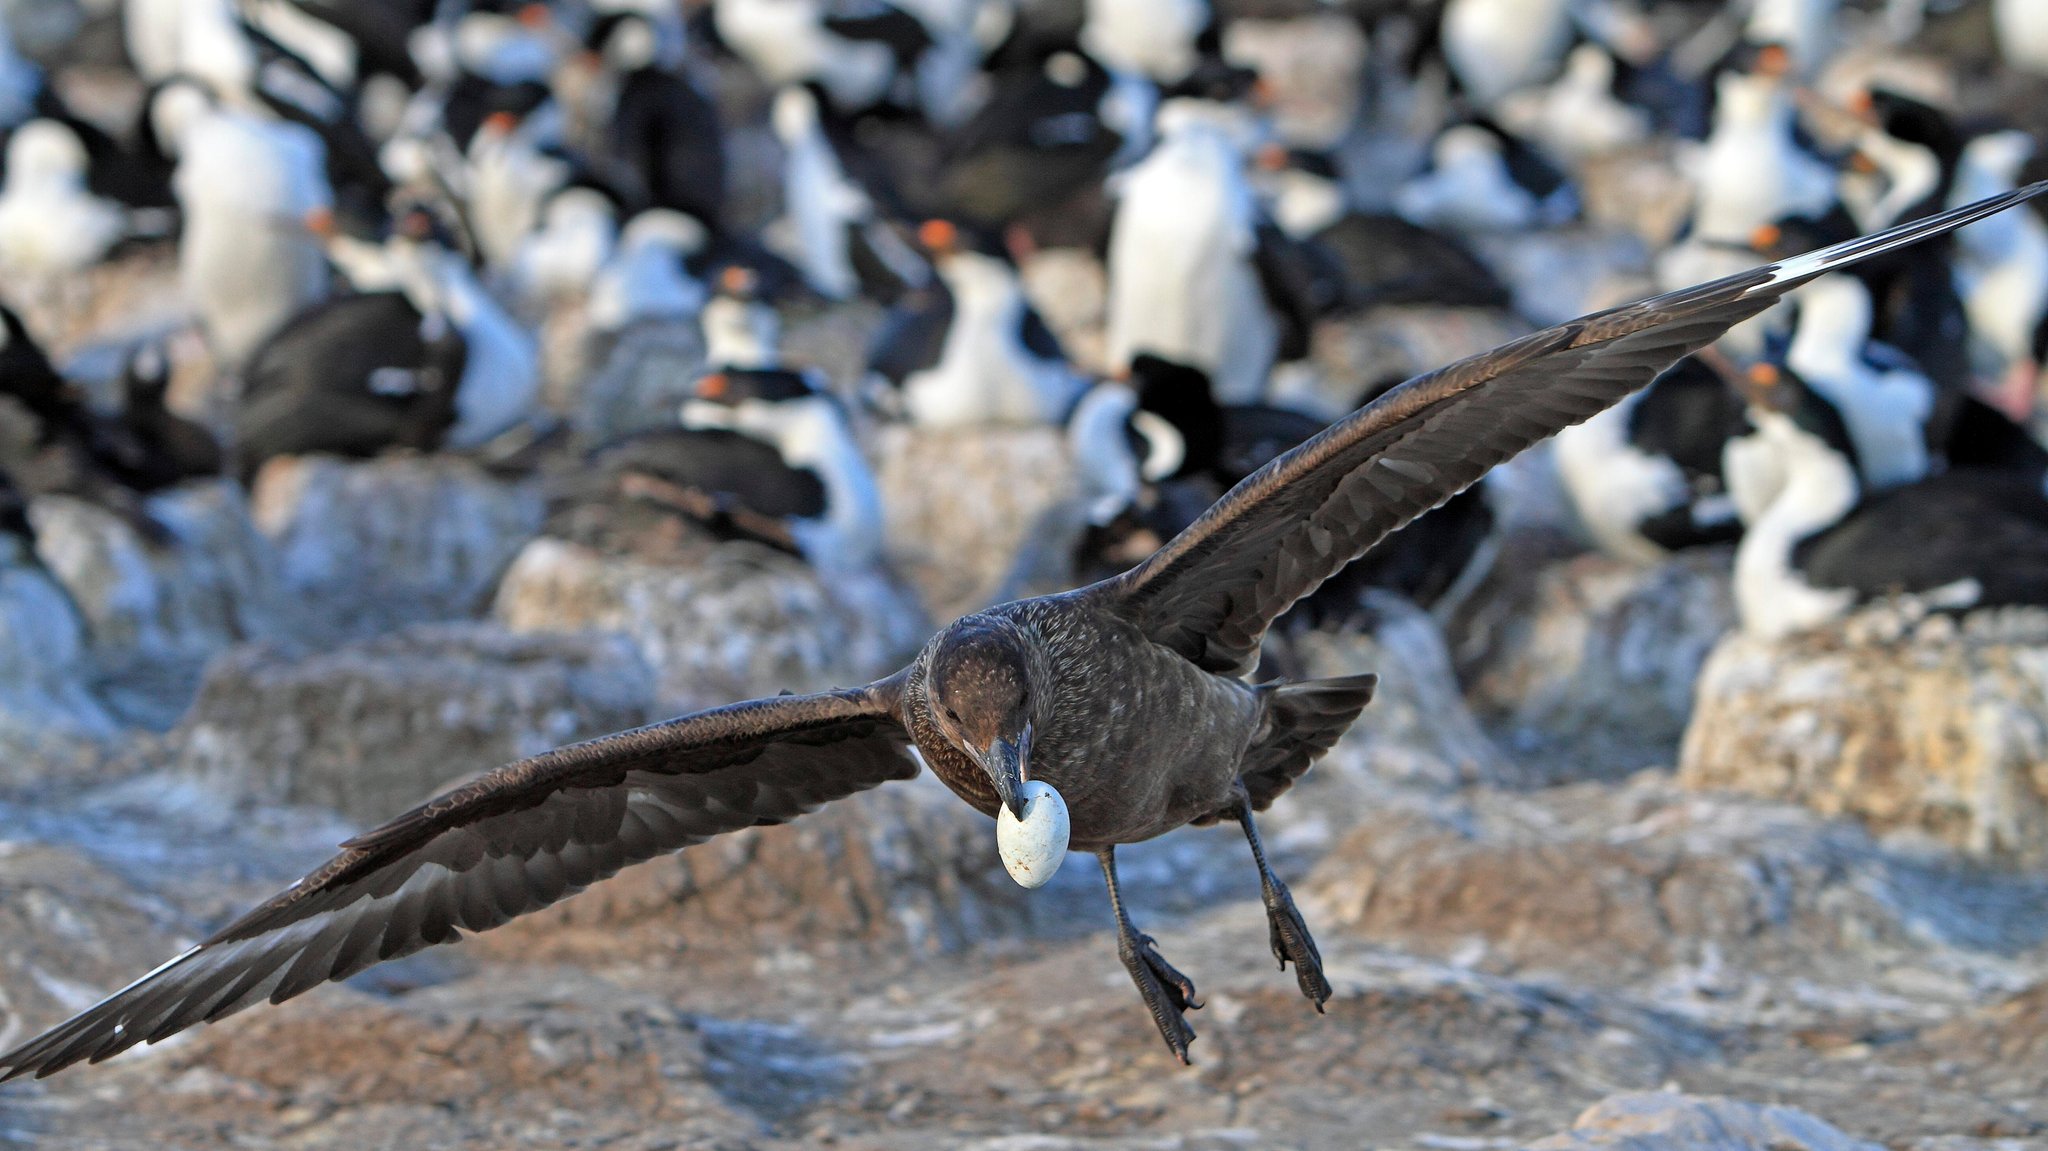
left=1303, top=775, right=2048, bottom=993
left=29, top=483, right=284, bottom=669
left=1262, top=594, right=1517, bottom=806
left=874, top=424, right=1078, bottom=621
left=568, top=319, right=706, bottom=446
left=1680, top=607, right=2048, bottom=865
left=493, top=536, right=927, bottom=712
left=1462, top=547, right=1736, bottom=779
left=0, top=556, right=116, bottom=749
left=27, top=482, right=285, bottom=727
left=0, top=842, right=187, bottom=1045
left=169, top=624, right=656, bottom=823
left=1528, top=1092, right=1883, bottom=1151
left=250, top=455, right=544, bottom=637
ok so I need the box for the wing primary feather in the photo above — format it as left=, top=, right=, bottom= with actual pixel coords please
left=0, top=682, right=916, bottom=1083
left=1085, top=182, right=2048, bottom=674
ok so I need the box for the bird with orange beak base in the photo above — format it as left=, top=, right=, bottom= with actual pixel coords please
left=2, top=185, right=2044, bottom=1078
left=864, top=217, right=1089, bottom=428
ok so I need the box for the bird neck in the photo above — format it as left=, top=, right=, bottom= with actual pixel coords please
left=1736, top=410, right=1856, bottom=551
left=937, top=251, right=1020, bottom=315
left=779, top=401, right=884, bottom=570
left=1788, top=277, right=1873, bottom=376
left=702, top=298, right=779, bottom=369
left=1067, top=384, right=1144, bottom=525
left=1849, top=132, right=1941, bottom=232
left=1733, top=411, right=1861, bottom=639
left=1267, top=170, right=1346, bottom=237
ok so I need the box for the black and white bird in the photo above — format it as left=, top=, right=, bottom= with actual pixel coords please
left=1065, top=354, right=1322, bottom=562
left=712, top=0, right=898, bottom=114
left=766, top=85, right=928, bottom=303
left=1995, top=0, right=2048, bottom=75
left=1837, top=88, right=1957, bottom=235
left=1253, top=144, right=1511, bottom=311
left=1105, top=97, right=1285, bottom=405
left=587, top=209, right=709, bottom=334
left=0, top=119, right=129, bottom=277
left=1657, top=64, right=1837, bottom=296
left=1064, top=372, right=1189, bottom=534
left=464, top=100, right=582, bottom=278
left=1728, top=363, right=2048, bottom=640
left=1074, top=356, right=1499, bottom=615
left=1437, top=0, right=1576, bottom=109
left=1392, top=121, right=1578, bottom=235
left=866, top=219, right=1086, bottom=426
left=1554, top=353, right=1752, bottom=559
left=1079, top=0, right=1212, bottom=87
left=96, top=342, right=224, bottom=494
left=506, top=182, right=620, bottom=306
left=701, top=263, right=784, bottom=370
left=579, top=367, right=882, bottom=569
left=162, top=87, right=335, bottom=370
left=936, top=49, right=1148, bottom=241
left=0, top=177, right=2039, bottom=1082
left=1492, top=43, right=1652, bottom=164
left=0, top=314, right=214, bottom=515
left=0, top=303, right=79, bottom=440
left=1775, top=272, right=1939, bottom=494
left=390, top=206, right=546, bottom=449
left=234, top=289, right=467, bottom=483
left=1949, top=129, right=2048, bottom=422
left=582, top=9, right=727, bottom=229
left=664, top=367, right=886, bottom=571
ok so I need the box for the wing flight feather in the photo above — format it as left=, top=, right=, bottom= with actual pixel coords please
left=0, top=677, right=917, bottom=1081
left=1087, top=183, right=2048, bottom=674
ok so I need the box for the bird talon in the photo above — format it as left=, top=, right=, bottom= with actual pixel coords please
left=1263, top=883, right=1332, bottom=1010
left=1120, top=930, right=1202, bottom=1059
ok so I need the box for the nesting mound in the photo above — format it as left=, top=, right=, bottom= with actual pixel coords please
left=1264, top=594, right=1516, bottom=801
left=1680, top=607, right=2048, bottom=865
left=494, top=536, right=927, bottom=712
left=29, top=483, right=284, bottom=668
left=170, top=624, right=655, bottom=823
left=251, top=454, right=544, bottom=635
left=1528, top=1092, right=1881, bottom=1151
left=569, top=319, right=706, bottom=446
left=1463, top=547, right=1736, bottom=779
left=875, top=424, right=1078, bottom=620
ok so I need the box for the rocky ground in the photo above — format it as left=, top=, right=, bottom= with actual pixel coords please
left=4, top=570, right=2048, bottom=1151
left=3, top=740, right=2048, bottom=1150
left=6, top=13, right=2048, bottom=1143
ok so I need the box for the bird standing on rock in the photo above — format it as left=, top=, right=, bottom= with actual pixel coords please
left=2, top=185, right=2043, bottom=1078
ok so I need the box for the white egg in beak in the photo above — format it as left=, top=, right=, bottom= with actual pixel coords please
left=995, top=780, right=1069, bottom=888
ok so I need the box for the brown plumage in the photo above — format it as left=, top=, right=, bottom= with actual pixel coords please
left=5, top=183, right=2043, bottom=1079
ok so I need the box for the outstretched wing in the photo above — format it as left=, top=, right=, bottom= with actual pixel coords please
left=0, top=678, right=918, bottom=1080
left=1083, top=182, right=2048, bottom=676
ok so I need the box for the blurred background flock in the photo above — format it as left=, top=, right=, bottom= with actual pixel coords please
left=3, top=0, right=2048, bottom=1146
